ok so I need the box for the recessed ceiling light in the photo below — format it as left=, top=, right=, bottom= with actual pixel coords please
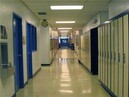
left=56, top=21, right=75, bottom=23
left=58, top=28, right=72, bottom=30
left=50, top=5, right=83, bottom=10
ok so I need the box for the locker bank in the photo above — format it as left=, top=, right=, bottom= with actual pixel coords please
left=0, top=0, right=128, bottom=97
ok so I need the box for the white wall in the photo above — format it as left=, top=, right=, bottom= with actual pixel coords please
left=39, top=26, right=51, bottom=64
left=109, top=0, right=129, bottom=19
left=83, top=11, right=108, bottom=33
left=0, top=1, right=40, bottom=97
left=83, top=13, right=100, bottom=33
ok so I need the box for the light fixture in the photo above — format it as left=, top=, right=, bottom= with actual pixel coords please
left=58, top=28, right=72, bottom=30
left=50, top=5, right=83, bottom=10
left=56, top=21, right=75, bottom=23
left=104, top=21, right=110, bottom=24
left=59, top=90, right=73, bottom=93
left=60, top=30, right=69, bottom=32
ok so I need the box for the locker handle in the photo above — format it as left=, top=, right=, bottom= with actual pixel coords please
left=114, top=52, right=116, bottom=61
left=118, top=53, right=120, bottom=62
left=105, top=51, right=106, bottom=58
left=107, top=52, right=108, bottom=59
left=110, top=52, right=112, bottom=60
left=123, top=54, right=126, bottom=64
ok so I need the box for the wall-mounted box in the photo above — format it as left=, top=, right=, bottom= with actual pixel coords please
left=0, top=25, right=7, bottom=39
left=0, top=25, right=14, bottom=78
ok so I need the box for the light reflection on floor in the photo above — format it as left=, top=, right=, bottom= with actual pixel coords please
left=16, top=49, right=110, bottom=97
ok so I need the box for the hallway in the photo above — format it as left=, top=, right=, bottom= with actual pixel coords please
left=16, top=49, right=110, bottom=97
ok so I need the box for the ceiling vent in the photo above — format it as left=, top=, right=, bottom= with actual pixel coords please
left=38, top=12, right=47, bottom=15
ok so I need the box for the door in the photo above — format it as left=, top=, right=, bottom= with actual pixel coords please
left=13, top=13, right=24, bottom=92
left=59, top=37, right=70, bottom=48
left=90, top=27, right=98, bottom=75
left=26, top=23, right=33, bottom=79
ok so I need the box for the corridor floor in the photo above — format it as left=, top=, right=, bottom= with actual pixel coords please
left=16, top=49, right=110, bottom=97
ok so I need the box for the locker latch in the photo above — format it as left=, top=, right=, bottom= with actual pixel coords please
left=114, top=52, right=116, bottom=61
left=118, top=53, right=120, bottom=62
left=107, top=52, right=109, bottom=59
left=123, top=53, right=126, bottom=64
left=110, top=52, right=112, bottom=60
left=105, top=51, right=106, bottom=58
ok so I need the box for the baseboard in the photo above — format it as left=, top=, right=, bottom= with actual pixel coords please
left=74, top=50, right=78, bottom=55
left=12, top=93, right=16, bottom=97
left=78, top=60, right=81, bottom=63
left=24, top=81, right=28, bottom=87
left=41, top=50, right=58, bottom=67
left=41, top=64, right=51, bottom=66
left=99, top=80, right=117, bottom=97
left=33, top=67, right=41, bottom=77
left=78, top=60, right=98, bottom=75
left=78, top=61, right=92, bottom=74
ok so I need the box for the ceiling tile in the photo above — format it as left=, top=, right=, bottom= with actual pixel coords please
left=22, top=0, right=110, bottom=31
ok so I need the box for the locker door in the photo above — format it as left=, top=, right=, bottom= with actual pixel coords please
left=103, top=25, right=105, bottom=84
left=123, top=14, right=128, bottom=97
left=78, top=36, right=81, bottom=61
left=104, top=24, right=108, bottom=86
left=80, top=36, right=82, bottom=62
left=98, top=27, right=101, bottom=80
left=118, top=17, right=124, bottom=97
left=107, top=23, right=111, bottom=89
left=100, top=26, right=103, bottom=81
left=110, top=21, right=115, bottom=93
left=102, top=26, right=105, bottom=83
left=114, top=19, right=119, bottom=96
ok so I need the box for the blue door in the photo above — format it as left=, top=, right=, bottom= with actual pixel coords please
left=59, top=37, right=70, bottom=48
left=26, top=23, right=33, bottom=80
left=13, top=13, right=24, bottom=92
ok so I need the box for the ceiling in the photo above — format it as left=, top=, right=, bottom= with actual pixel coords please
left=22, top=0, right=111, bottom=32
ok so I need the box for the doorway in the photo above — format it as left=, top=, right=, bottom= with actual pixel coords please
left=13, top=13, right=24, bottom=92
left=59, top=37, right=70, bottom=48
left=26, top=23, right=33, bottom=80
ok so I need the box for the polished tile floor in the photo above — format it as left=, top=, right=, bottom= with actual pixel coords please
left=16, top=49, right=110, bottom=97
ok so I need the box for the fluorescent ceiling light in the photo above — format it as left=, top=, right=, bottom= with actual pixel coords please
left=59, top=90, right=73, bottom=93
left=58, top=28, right=72, bottom=30
left=104, top=21, right=110, bottom=24
left=60, top=30, right=69, bottom=32
left=56, top=21, right=75, bottom=23
left=50, top=5, right=83, bottom=10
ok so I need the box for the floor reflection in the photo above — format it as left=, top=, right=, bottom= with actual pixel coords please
left=16, top=49, right=110, bottom=97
